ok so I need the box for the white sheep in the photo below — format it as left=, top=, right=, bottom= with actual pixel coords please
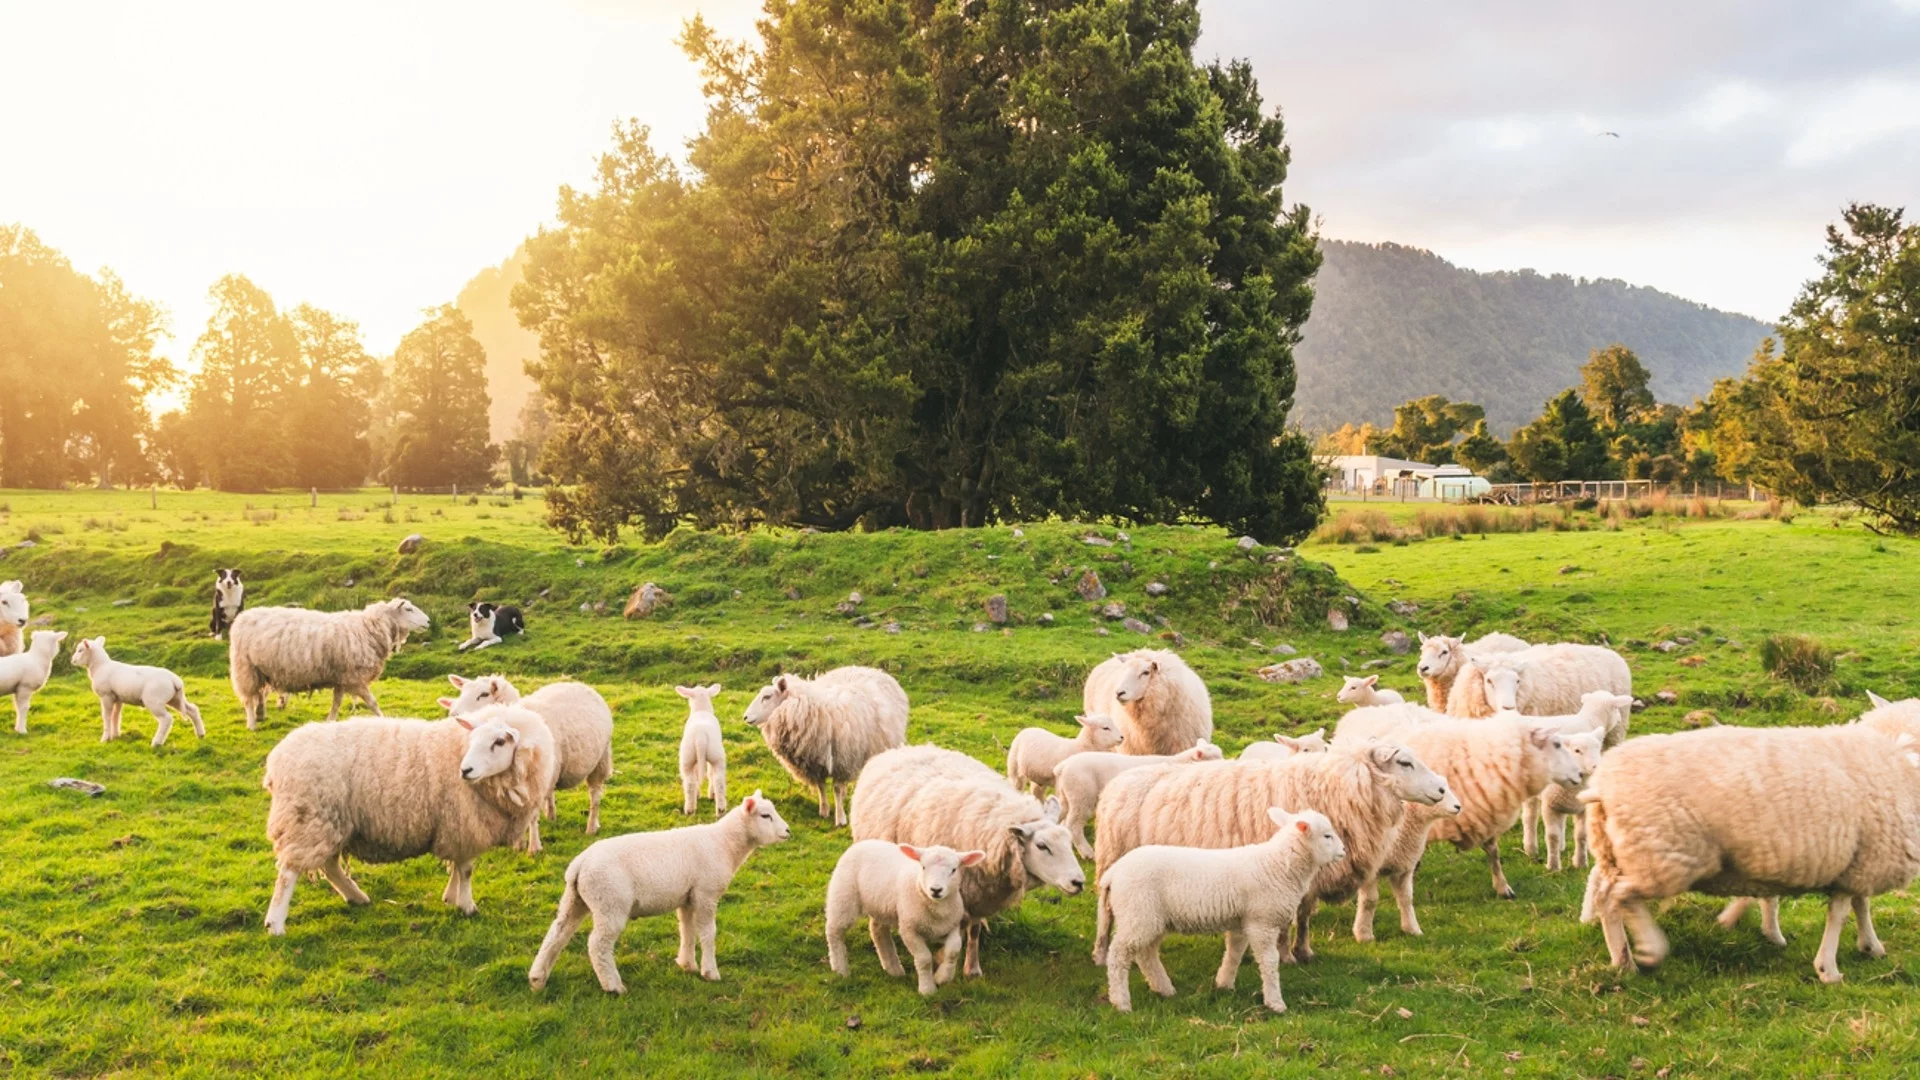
left=1006, top=713, right=1123, bottom=797
left=262, top=704, right=560, bottom=934
left=1512, top=690, right=1633, bottom=868
left=0, top=580, right=29, bottom=658
left=849, top=744, right=1087, bottom=977
left=676, top=683, right=728, bottom=815
left=825, top=840, right=987, bottom=995
left=1053, top=738, right=1225, bottom=858
left=70, top=636, right=205, bottom=747
left=1581, top=722, right=1920, bottom=982
left=1082, top=649, right=1213, bottom=756
left=1473, top=643, right=1632, bottom=720
left=1099, top=808, right=1347, bottom=1013
left=527, top=791, right=790, bottom=993
left=1415, top=631, right=1527, bottom=709
left=1337, top=675, right=1404, bottom=707
left=229, top=599, right=431, bottom=727
left=442, top=673, right=615, bottom=848
left=1238, top=728, right=1330, bottom=763
left=2, top=629, right=66, bottom=734
left=744, top=666, right=909, bottom=826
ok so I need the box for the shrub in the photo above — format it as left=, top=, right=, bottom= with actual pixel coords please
left=1758, top=633, right=1834, bottom=693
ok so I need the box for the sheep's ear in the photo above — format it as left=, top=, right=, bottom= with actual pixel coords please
left=487, top=677, right=504, bottom=696
left=1266, top=806, right=1293, bottom=828
left=959, top=850, right=987, bottom=867
left=1613, top=694, right=1634, bottom=709
left=742, top=795, right=757, bottom=813
left=1276, top=736, right=1302, bottom=750
left=1008, top=822, right=1036, bottom=842
left=1295, top=819, right=1311, bottom=833
left=775, top=676, right=789, bottom=693
left=1526, top=726, right=1554, bottom=748
left=706, top=683, right=723, bottom=696
left=448, top=674, right=467, bottom=688
left=1042, top=795, right=1062, bottom=822
left=674, top=685, right=694, bottom=698
left=438, top=697, right=455, bottom=709
left=1367, top=744, right=1398, bottom=769
left=1149, top=660, right=1160, bottom=673
left=1310, top=727, right=1326, bottom=739
left=1363, top=675, right=1379, bottom=689
left=898, top=844, right=922, bottom=862
left=1867, top=690, right=1893, bottom=709
left=1417, top=632, right=1428, bottom=644
left=1075, top=714, right=1097, bottom=728
left=455, top=718, right=474, bottom=731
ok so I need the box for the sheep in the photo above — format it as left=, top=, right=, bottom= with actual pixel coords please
left=1053, top=738, right=1226, bottom=858
left=1513, top=690, right=1634, bottom=866
left=442, top=673, right=615, bottom=848
left=1472, top=643, right=1633, bottom=721
left=262, top=704, right=560, bottom=935
left=527, top=791, right=791, bottom=993
left=825, top=840, right=987, bottom=995
left=743, top=665, right=909, bottom=826
left=2, top=630, right=66, bottom=734
left=1099, top=808, right=1347, bottom=1013
left=849, top=744, right=1087, bottom=977
left=70, top=636, right=205, bottom=747
left=1082, top=649, right=1213, bottom=755
left=209, top=568, right=244, bottom=639
left=1006, top=713, right=1124, bottom=797
left=676, top=683, right=728, bottom=815
left=1580, top=723, right=1920, bottom=983
left=1332, top=701, right=1446, bottom=745
left=1238, top=728, right=1330, bottom=763
left=0, top=580, right=27, bottom=658
left=458, top=601, right=525, bottom=651
left=1337, top=675, right=1404, bottom=707
left=1092, top=741, right=1458, bottom=965
left=1416, top=631, right=1527, bottom=710
left=229, top=598, right=431, bottom=727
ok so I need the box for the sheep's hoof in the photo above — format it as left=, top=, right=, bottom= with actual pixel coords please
left=1264, top=998, right=1288, bottom=1014
left=1497, top=887, right=1517, bottom=900
left=602, top=983, right=627, bottom=996
left=676, top=957, right=697, bottom=973
left=701, top=969, right=721, bottom=982
left=1815, top=961, right=1844, bottom=984
left=1861, top=941, right=1887, bottom=959
left=1109, top=999, right=1132, bottom=1014
left=528, top=975, right=547, bottom=991
left=265, top=921, right=286, bottom=937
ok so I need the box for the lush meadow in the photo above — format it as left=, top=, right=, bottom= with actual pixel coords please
left=1, top=489, right=1916, bottom=1077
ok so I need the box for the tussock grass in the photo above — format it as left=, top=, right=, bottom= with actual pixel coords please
left=1759, top=632, right=1836, bottom=692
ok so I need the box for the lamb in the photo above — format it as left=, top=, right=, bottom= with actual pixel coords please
left=262, top=704, right=560, bottom=935
left=1471, top=643, right=1633, bottom=721
left=209, top=568, right=244, bottom=639
left=1092, top=741, right=1457, bottom=965
left=1082, top=649, right=1213, bottom=755
left=825, top=840, right=987, bottom=995
left=1416, top=631, right=1528, bottom=710
left=527, top=791, right=790, bottom=993
left=849, top=744, right=1087, bottom=977
left=229, top=598, right=431, bottom=727
left=0, top=580, right=27, bottom=658
left=1099, top=808, right=1347, bottom=1013
left=1514, top=690, right=1634, bottom=867
left=1006, top=713, right=1124, bottom=797
left=70, top=636, right=205, bottom=747
left=1580, top=722, right=1920, bottom=983
left=458, top=601, right=525, bottom=652
left=1238, top=728, right=1330, bottom=763
left=1052, top=738, right=1226, bottom=857
left=1, top=630, right=66, bottom=734
left=442, top=673, right=615, bottom=848
left=1337, top=675, right=1404, bottom=707
left=676, top=683, right=728, bottom=815
left=743, top=666, right=909, bottom=826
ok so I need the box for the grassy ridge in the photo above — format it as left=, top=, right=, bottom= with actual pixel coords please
left=1, top=489, right=1917, bottom=1077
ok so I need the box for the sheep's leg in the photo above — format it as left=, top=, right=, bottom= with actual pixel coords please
left=933, top=927, right=963, bottom=986
left=870, top=918, right=905, bottom=977
left=825, top=908, right=852, bottom=977
left=832, top=781, right=848, bottom=827
left=1390, top=867, right=1424, bottom=937
left=1759, top=897, right=1785, bottom=945
left=1139, top=940, right=1176, bottom=998
left=1215, top=931, right=1248, bottom=989
left=524, top=816, right=543, bottom=856
left=265, top=865, right=299, bottom=935
left=1352, top=879, right=1379, bottom=942
left=1289, top=897, right=1318, bottom=964
left=1853, top=895, right=1884, bottom=959
left=709, top=763, right=725, bottom=814
left=113, top=702, right=125, bottom=740
left=1106, top=942, right=1134, bottom=1012
left=1092, top=886, right=1111, bottom=966
left=1071, top=812, right=1094, bottom=860
left=675, top=906, right=697, bottom=971
left=319, top=855, right=370, bottom=905
left=13, top=689, right=28, bottom=734
left=681, top=769, right=699, bottom=815
left=243, top=689, right=264, bottom=730
left=587, top=779, right=604, bottom=832
left=1813, top=893, right=1852, bottom=983
left=178, top=696, right=205, bottom=738
left=147, top=701, right=175, bottom=748
left=527, top=886, right=589, bottom=989
left=901, top=928, right=939, bottom=995
left=1544, top=807, right=1566, bottom=872
left=1483, top=838, right=1516, bottom=899
left=326, top=687, right=344, bottom=723
left=354, top=685, right=381, bottom=717
left=1572, top=814, right=1590, bottom=869
left=98, top=698, right=113, bottom=741
left=586, top=911, right=629, bottom=994
left=1252, top=930, right=1287, bottom=1013
left=964, top=918, right=985, bottom=977
left=1521, top=799, right=1541, bottom=858
left=544, top=791, right=556, bottom=821
left=444, top=860, right=477, bottom=915
left=1623, top=900, right=1669, bottom=969
left=817, top=781, right=831, bottom=820
left=1601, top=908, right=1631, bottom=968
left=695, top=900, right=721, bottom=980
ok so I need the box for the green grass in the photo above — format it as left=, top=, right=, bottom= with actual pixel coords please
left=1, top=488, right=1917, bottom=1077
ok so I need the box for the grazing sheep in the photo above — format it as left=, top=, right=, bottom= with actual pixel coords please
left=262, top=705, right=560, bottom=935
left=2, top=629, right=66, bottom=734
left=1416, top=632, right=1528, bottom=710
left=1006, top=713, right=1124, bottom=797
left=744, top=666, right=909, bottom=826
left=1053, top=739, right=1225, bottom=858
left=70, top=636, right=205, bottom=747
left=825, top=840, right=987, bottom=995
left=442, top=674, right=615, bottom=847
left=1337, top=675, right=1404, bottom=707
left=676, top=683, right=728, bottom=816
left=1472, top=643, right=1633, bottom=720
left=1082, top=650, right=1213, bottom=755
left=849, top=744, right=1087, bottom=977
left=1092, top=742, right=1458, bottom=965
left=1239, top=728, right=1330, bottom=763
left=1333, top=701, right=1446, bottom=745
left=229, top=599, right=431, bottom=727
left=458, top=601, right=525, bottom=651
left=0, top=581, right=27, bottom=658
left=209, top=568, right=244, bottom=639
left=1581, top=723, right=1920, bottom=983
left=527, top=791, right=790, bottom=993
left=1100, top=808, right=1347, bottom=1013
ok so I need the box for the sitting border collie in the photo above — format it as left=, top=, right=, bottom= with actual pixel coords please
left=210, top=568, right=244, bottom=639
left=459, top=601, right=526, bottom=651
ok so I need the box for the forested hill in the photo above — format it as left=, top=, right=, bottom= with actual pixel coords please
left=1293, top=240, right=1773, bottom=433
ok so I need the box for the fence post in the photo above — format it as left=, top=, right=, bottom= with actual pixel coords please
left=453, top=483, right=458, bottom=502
left=391, top=485, right=398, bottom=506
left=311, top=487, right=317, bottom=508
left=150, top=485, right=157, bottom=510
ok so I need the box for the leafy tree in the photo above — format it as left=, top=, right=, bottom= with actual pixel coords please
left=1316, top=421, right=1380, bottom=456
left=1370, top=394, right=1484, bottom=463
left=1507, top=390, right=1612, bottom=481
left=387, top=305, right=496, bottom=488
left=516, top=0, right=1323, bottom=542
left=504, top=392, right=551, bottom=486
left=1579, top=344, right=1656, bottom=430
left=1454, top=419, right=1508, bottom=475
left=186, top=275, right=299, bottom=491
left=285, top=305, right=380, bottom=489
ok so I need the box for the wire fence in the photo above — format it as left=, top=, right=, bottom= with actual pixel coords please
left=1326, top=478, right=1767, bottom=505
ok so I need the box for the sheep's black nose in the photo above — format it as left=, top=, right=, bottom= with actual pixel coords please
left=930, top=887, right=944, bottom=898
left=461, top=766, right=473, bottom=778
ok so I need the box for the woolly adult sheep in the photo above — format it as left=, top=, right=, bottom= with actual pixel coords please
left=1580, top=722, right=1920, bottom=982
left=1416, top=632, right=1527, bottom=710
left=1082, top=649, right=1212, bottom=756
left=1470, top=643, right=1632, bottom=723
left=1053, top=739, right=1224, bottom=858
left=230, top=598, right=431, bottom=727
left=443, top=673, right=615, bottom=847
left=0, top=581, right=28, bottom=658
left=849, top=744, right=1086, bottom=977
left=1092, top=742, right=1457, bottom=965
left=261, top=704, right=559, bottom=935
left=744, top=666, right=908, bottom=826
left=1337, top=675, right=1404, bottom=707
left=1238, top=728, right=1330, bottom=763
left=71, top=636, right=205, bottom=747
left=1006, top=713, right=1123, bottom=797
left=2, top=630, right=66, bottom=734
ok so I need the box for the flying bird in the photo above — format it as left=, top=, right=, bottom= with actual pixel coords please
left=1597, top=131, right=1621, bottom=138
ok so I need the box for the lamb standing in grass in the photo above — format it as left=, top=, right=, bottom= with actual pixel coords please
left=230, top=598, right=431, bottom=727
left=826, top=841, right=987, bottom=995
left=744, top=666, right=908, bottom=826
left=262, top=705, right=559, bottom=934
left=1006, top=713, right=1123, bottom=797
left=1239, top=729, right=1330, bottom=763
left=1100, top=808, right=1347, bottom=1013
left=1053, top=739, right=1224, bottom=858
left=1083, top=650, right=1213, bottom=756
left=1416, top=632, right=1527, bottom=710
left=1514, top=690, right=1633, bottom=868
left=1470, top=643, right=1633, bottom=720
left=676, top=683, right=728, bottom=815
left=70, top=636, right=205, bottom=747
left=2, top=630, right=65, bottom=734
left=527, top=792, right=790, bottom=993
left=442, top=673, right=615, bottom=848
left=0, top=581, right=27, bottom=659
left=1337, top=675, right=1404, bottom=707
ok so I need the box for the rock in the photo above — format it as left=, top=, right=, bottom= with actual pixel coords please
left=29, top=614, right=55, bottom=627
left=1362, top=659, right=1393, bottom=670
left=1327, top=607, right=1349, bottom=632
left=732, top=589, right=743, bottom=600
left=1152, top=614, right=1170, bottom=629
left=1677, top=655, right=1707, bottom=667
left=1655, top=690, right=1679, bottom=705
left=15, top=540, right=35, bottom=549
left=883, top=621, right=902, bottom=634
left=624, top=582, right=672, bottom=619
left=1095, top=627, right=1111, bottom=636
left=1344, top=595, right=1361, bottom=607
left=1270, top=643, right=1297, bottom=655
left=1651, top=640, right=1679, bottom=653
left=1122, top=617, right=1152, bottom=635
left=834, top=601, right=860, bottom=616
left=1258, top=657, right=1323, bottom=683
left=397, top=533, right=425, bottom=554
left=112, top=598, right=135, bottom=607
left=1387, top=600, right=1419, bottom=617
left=1380, top=630, right=1412, bottom=655
left=972, top=623, right=989, bottom=633
left=848, top=591, right=864, bottom=605
left=1165, top=631, right=1186, bottom=646
left=1080, top=535, right=1114, bottom=547
left=1683, top=709, right=1718, bottom=727
left=1100, top=602, right=1126, bottom=620
left=1037, top=612, right=1054, bottom=625
left=1558, top=564, right=1579, bottom=575
left=575, top=558, right=585, bottom=568
left=1011, top=528, right=1024, bottom=539
left=785, top=585, right=802, bottom=601
left=1076, top=570, right=1107, bottom=601
left=985, top=594, right=1009, bottom=624
left=1145, top=581, right=1169, bottom=597
left=1235, top=535, right=1258, bottom=552
left=49, top=778, right=106, bottom=796
left=1675, top=636, right=1695, bottom=646
left=592, top=600, right=607, bottom=615
left=1208, top=560, right=1218, bottom=569
left=578, top=602, right=592, bottom=614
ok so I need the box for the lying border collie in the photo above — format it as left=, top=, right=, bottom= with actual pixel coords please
left=210, top=568, right=244, bottom=639
left=459, top=601, right=526, bottom=651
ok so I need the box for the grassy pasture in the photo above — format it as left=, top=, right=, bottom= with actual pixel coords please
left=1, top=488, right=1916, bottom=1077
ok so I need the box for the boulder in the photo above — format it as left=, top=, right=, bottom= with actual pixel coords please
left=1258, top=658, right=1324, bottom=683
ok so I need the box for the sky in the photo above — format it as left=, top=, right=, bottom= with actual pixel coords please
left=4, top=0, right=1917, bottom=371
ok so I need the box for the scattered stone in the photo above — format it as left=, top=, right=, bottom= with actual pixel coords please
left=883, top=621, right=902, bottom=634
left=49, top=778, right=106, bottom=796
left=1145, top=581, right=1170, bottom=597
left=1631, top=697, right=1646, bottom=712
left=1559, top=564, right=1579, bottom=575
left=732, top=589, right=743, bottom=600
left=1076, top=570, right=1107, bottom=601
left=15, top=540, right=35, bottom=549
left=1037, top=612, right=1054, bottom=626
left=846, top=1014, right=862, bottom=1031
left=1208, top=560, right=1218, bottom=569
left=29, top=614, right=55, bottom=627
left=112, top=598, right=134, bottom=607
left=1122, top=617, right=1152, bottom=635
left=575, top=558, right=585, bottom=568
left=1152, top=614, right=1170, bottom=629
left=1344, top=595, right=1361, bottom=607
left=1380, top=630, right=1412, bottom=655
left=1655, top=690, right=1679, bottom=705
left=592, top=600, right=607, bottom=616
left=624, top=582, right=671, bottom=619
left=1264, top=551, right=1289, bottom=563
left=1327, top=607, right=1349, bottom=632
left=1684, top=709, right=1718, bottom=728
left=1387, top=600, right=1419, bottom=617
left=1651, top=640, right=1679, bottom=653
left=985, top=594, right=1009, bottom=624
left=1081, top=535, right=1115, bottom=548
left=1362, top=659, right=1393, bottom=670
left=1676, top=636, right=1695, bottom=646
left=1338, top=656, right=1351, bottom=669
left=1115, top=531, right=1131, bottom=544
left=1713, top=636, right=1728, bottom=645
left=578, top=602, right=592, bottom=614
left=1011, top=528, right=1024, bottom=539
left=1235, top=535, right=1258, bottom=552
left=785, top=585, right=802, bottom=600
left=1677, top=655, right=1707, bottom=667
left=1095, top=627, right=1111, bottom=636
left=800, top=526, right=820, bottom=535
left=1271, top=643, right=1297, bottom=655
left=1100, top=602, right=1126, bottom=620
left=1258, top=657, right=1323, bottom=683
left=344, top=577, right=356, bottom=588
left=397, top=533, right=425, bottom=554
left=1165, top=631, right=1186, bottom=647
left=972, top=623, right=989, bottom=633
left=848, top=591, right=864, bottom=605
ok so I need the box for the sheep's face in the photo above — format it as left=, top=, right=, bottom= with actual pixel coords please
left=1076, top=713, right=1124, bottom=750
left=1580, top=690, right=1634, bottom=730
left=740, top=792, right=791, bottom=844
left=1011, top=798, right=1085, bottom=894
left=1482, top=661, right=1522, bottom=711
left=1528, top=726, right=1586, bottom=788
left=1112, top=655, right=1159, bottom=704
left=1270, top=807, right=1347, bottom=866
left=676, top=683, right=724, bottom=717
left=1416, top=635, right=1461, bottom=679
left=0, top=583, right=27, bottom=629
left=1563, top=731, right=1605, bottom=786
left=743, top=677, right=791, bottom=726
left=1336, top=675, right=1379, bottom=704
left=456, top=716, right=520, bottom=781
left=1288, top=728, right=1330, bottom=753
left=28, top=630, right=67, bottom=657
left=1172, top=738, right=1224, bottom=763
left=69, top=636, right=107, bottom=669
left=901, top=844, right=986, bottom=902
left=1369, top=742, right=1461, bottom=814
left=387, top=598, right=431, bottom=633
left=440, top=673, right=518, bottom=716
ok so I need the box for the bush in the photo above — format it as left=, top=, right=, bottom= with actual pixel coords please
left=1758, top=633, right=1834, bottom=693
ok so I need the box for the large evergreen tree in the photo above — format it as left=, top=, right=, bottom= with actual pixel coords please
left=186, top=275, right=299, bottom=491
left=387, top=305, right=496, bottom=488
left=1508, top=390, right=1612, bottom=482
left=285, top=305, right=381, bottom=489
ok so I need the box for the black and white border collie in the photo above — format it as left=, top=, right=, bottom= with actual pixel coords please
left=460, top=601, right=526, bottom=652
left=210, top=568, right=244, bottom=639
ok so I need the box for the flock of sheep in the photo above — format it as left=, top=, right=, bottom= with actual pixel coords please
left=5, top=572, right=1920, bottom=1014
